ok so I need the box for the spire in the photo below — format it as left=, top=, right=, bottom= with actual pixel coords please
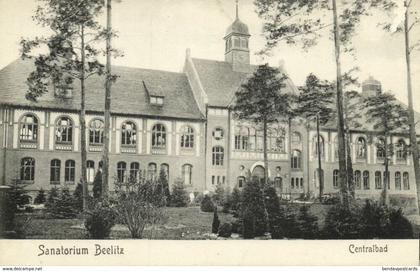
left=236, top=0, right=239, bottom=19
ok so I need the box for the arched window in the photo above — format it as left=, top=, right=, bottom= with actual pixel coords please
left=248, top=128, right=256, bottom=150
left=117, top=161, right=126, bottom=182
left=89, top=119, right=104, bottom=144
left=333, top=170, right=339, bottom=188
left=375, top=171, right=382, bottom=189
left=55, top=116, right=73, bottom=143
left=256, top=130, right=264, bottom=151
left=363, top=171, right=370, bottom=190
left=148, top=163, right=157, bottom=181
left=212, top=127, right=224, bottom=140
left=312, top=135, right=325, bottom=158
left=19, top=114, right=38, bottom=142
left=291, top=150, right=302, bottom=169
left=396, top=139, right=407, bottom=160
left=152, top=124, right=166, bottom=148
left=160, top=163, right=169, bottom=181
left=121, top=121, right=137, bottom=146
left=234, top=126, right=249, bottom=150
left=129, top=162, right=140, bottom=181
left=237, top=176, right=245, bottom=188
left=403, top=172, right=410, bottom=190
left=395, top=172, right=401, bottom=190
left=354, top=170, right=361, bottom=189
left=269, top=127, right=285, bottom=153
left=50, top=159, right=61, bottom=184
left=20, top=157, right=35, bottom=181
left=65, top=160, right=75, bottom=183
left=291, top=177, right=295, bottom=189
left=180, top=126, right=194, bottom=148
left=182, top=164, right=192, bottom=185
left=291, top=132, right=301, bottom=144
left=87, top=160, right=95, bottom=183
left=356, top=137, right=367, bottom=159
left=376, top=138, right=385, bottom=159
left=212, top=146, right=224, bottom=166
left=383, top=171, right=390, bottom=189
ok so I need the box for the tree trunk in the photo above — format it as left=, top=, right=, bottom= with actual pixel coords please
left=102, top=0, right=112, bottom=200
left=263, top=119, right=268, bottom=184
left=345, top=129, right=355, bottom=199
left=381, top=135, right=389, bottom=206
left=404, top=0, right=420, bottom=213
left=332, top=0, right=349, bottom=207
left=80, top=25, right=88, bottom=211
left=316, top=114, right=324, bottom=199
left=288, top=117, right=292, bottom=195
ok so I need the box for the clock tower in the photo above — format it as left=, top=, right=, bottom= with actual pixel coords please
left=224, top=1, right=251, bottom=72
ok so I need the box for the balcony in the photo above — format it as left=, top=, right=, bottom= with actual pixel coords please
left=121, top=145, right=137, bottom=154
left=20, top=141, right=37, bottom=149
left=151, top=146, right=167, bottom=155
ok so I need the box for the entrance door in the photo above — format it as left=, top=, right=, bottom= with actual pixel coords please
left=252, top=165, right=265, bottom=185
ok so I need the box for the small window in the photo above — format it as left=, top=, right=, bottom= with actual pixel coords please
left=395, top=172, right=401, bottom=190
left=383, top=171, right=390, bottom=189
left=333, top=170, right=339, bottom=188
left=180, top=126, right=194, bottom=148
left=222, top=176, right=226, bottom=184
left=238, top=176, right=245, bottom=188
left=182, top=164, right=192, bottom=185
left=396, top=139, right=407, bottom=160
left=363, top=171, right=370, bottom=190
left=150, top=96, right=164, bottom=105
left=89, top=119, right=104, bottom=144
left=65, top=160, right=75, bottom=183
left=291, top=177, right=294, bottom=189
left=300, top=178, right=303, bottom=188
left=20, top=157, right=35, bottom=181
left=117, top=161, right=127, bottom=182
left=403, top=172, right=410, bottom=190
left=19, top=114, right=38, bottom=142
left=212, top=175, right=215, bottom=185
left=50, top=159, right=61, bottom=184
left=55, top=116, right=73, bottom=143
left=87, top=160, right=95, bottom=184
left=130, top=162, right=140, bottom=181
left=212, top=146, right=224, bottom=166
left=212, top=127, right=224, bottom=140
left=375, top=171, right=382, bottom=189
left=354, top=170, right=361, bottom=190
left=217, top=176, right=220, bottom=184
left=234, top=37, right=240, bottom=47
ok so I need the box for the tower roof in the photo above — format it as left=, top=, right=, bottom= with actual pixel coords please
left=363, top=75, right=381, bottom=86
left=225, top=18, right=250, bottom=36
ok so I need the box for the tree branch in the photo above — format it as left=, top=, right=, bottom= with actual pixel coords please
left=274, top=23, right=333, bottom=43
left=408, top=18, right=419, bottom=32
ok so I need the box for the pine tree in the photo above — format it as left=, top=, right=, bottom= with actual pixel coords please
left=170, top=181, right=189, bottom=207
left=73, top=182, right=84, bottom=212
left=45, top=187, right=60, bottom=210
left=297, top=205, right=319, bottom=239
left=92, top=170, right=102, bottom=199
left=34, top=188, right=46, bottom=204
left=51, top=187, right=78, bottom=219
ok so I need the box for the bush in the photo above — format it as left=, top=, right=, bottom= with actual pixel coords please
left=277, top=205, right=300, bottom=239
left=200, top=194, right=214, bottom=212
left=322, top=203, right=361, bottom=239
left=222, top=192, right=231, bottom=213
left=93, top=170, right=102, bottom=199
left=47, top=187, right=78, bottom=219
left=218, top=223, right=232, bottom=238
left=386, top=208, right=413, bottom=239
left=242, top=209, right=255, bottom=239
left=192, top=192, right=204, bottom=206
left=73, top=183, right=84, bottom=212
left=170, top=180, right=189, bottom=207
left=212, top=183, right=225, bottom=206
left=85, top=204, right=116, bottom=239
left=157, top=169, right=171, bottom=206
left=45, top=187, right=59, bottom=210
left=212, top=208, right=220, bottom=234
left=230, top=187, right=241, bottom=217
left=34, top=188, right=46, bottom=204
left=296, top=205, right=319, bottom=239
left=231, top=219, right=242, bottom=234
left=241, top=177, right=267, bottom=237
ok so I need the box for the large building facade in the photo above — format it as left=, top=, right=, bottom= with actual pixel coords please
left=0, top=12, right=419, bottom=204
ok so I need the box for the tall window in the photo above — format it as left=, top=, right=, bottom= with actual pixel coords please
left=291, top=132, right=301, bottom=144
left=182, top=164, right=192, bottom=185
left=312, top=135, right=325, bottom=158
left=160, top=163, right=169, bottom=181
left=129, top=162, right=140, bottom=181
left=268, top=128, right=285, bottom=153
left=121, top=121, right=137, bottom=146
left=65, top=160, right=75, bottom=183
left=19, top=114, right=38, bottom=142
left=248, top=128, right=256, bottom=150
left=333, top=170, right=339, bottom=188
left=376, top=138, right=385, bottom=159
left=291, top=177, right=295, bottom=189
left=20, top=157, right=35, bottom=181
left=55, top=117, right=73, bottom=143
left=89, top=119, right=104, bottom=144
left=148, top=163, right=157, bottom=180
left=356, top=137, right=367, bottom=159
left=395, top=172, right=401, bottom=190
left=383, top=171, right=390, bottom=189
left=291, top=150, right=302, bottom=169
left=396, top=139, right=407, bottom=160
left=363, top=171, right=370, bottom=190
left=212, top=146, right=224, bottom=166
left=117, top=161, right=126, bottom=182
left=334, top=136, right=338, bottom=159
left=354, top=170, right=361, bottom=190
left=180, top=126, right=194, bottom=148
left=375, top=171, right=382, bottom=189
left=50, top=159, right=61, bottom=184
left=87, top=160, right=95, bottom=183
left=152, top=124, right=166, bottom=148
left=403, top=172, right=410, bottom=190
left=234, top=126, right=249, bottom=150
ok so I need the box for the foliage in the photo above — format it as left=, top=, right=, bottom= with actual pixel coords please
left=85, top=202, right=116, bottom=239
left=157, top=169, right=171, bottom=206
left=296, top=205, right=319, bottom=239
left=263, top=185, right=284, bottom=238
left=230, top=219, right=243, bottom=234
left=211, top=208, right=220, bottom=234
left=222, top=192, right=232, bottom=213
left=73, top=182, right=84, bottom=212
left=218, top=222, right=232, bottom=238
left=229, top=187, right=242, bottom=217
left=322, top=203, right=362, bottom=239
left=47, top=187, right=78, bottom=219
left=170, top=180, right=189, bottom=207
left=34, top=188, right=47, bottom=204
left=212, top=183, right=226, bottom=206
left=276, top=205, right=300, bottom=239
left=45, top=187, right=60, bottom=210
left=92, top=170, right=102, bottom=199
left=200, top=194, right=214, bottom=213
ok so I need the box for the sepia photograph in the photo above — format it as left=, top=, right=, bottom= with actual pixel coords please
left=0, top=0, right=419, bottom=267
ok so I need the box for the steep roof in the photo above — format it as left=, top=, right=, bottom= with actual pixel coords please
left=190, top=58, right=297, bottom=107
left=0, top=59, right=204, bottom=120
left=225, top=18, right=250, bottom=36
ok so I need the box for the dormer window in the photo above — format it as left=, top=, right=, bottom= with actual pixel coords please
left=150, top=95, right=164, bottom=106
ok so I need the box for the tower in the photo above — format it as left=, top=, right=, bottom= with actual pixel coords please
left=362, top=76, right=382, bottom=97
left=224, top=0, right=251, bottom=72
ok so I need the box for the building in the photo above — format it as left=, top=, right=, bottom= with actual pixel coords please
left=0, top=8, right=419, bottom=206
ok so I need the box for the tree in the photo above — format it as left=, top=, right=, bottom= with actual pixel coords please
left=170, top=180, right=189, bottom=207
left=232, top=64, right=289, bottom=183
left=73, top=182, right=84, bottom=211
left=20, top=0, right=106, bottom=211
left=211, top=207, right=220, bottom=234
left=298, top=74, right=334, bottom=199
left=34, top=188, right=46, bottom=204
left=92, top=170, right=103, bottom=199
left=364, top=92, right=409, bottom=205
left=157, top=168, right=170, bottom=206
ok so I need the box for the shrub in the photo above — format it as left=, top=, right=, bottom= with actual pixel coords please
left=73, top=183, right=84, bottom=212
left=231, top=219, right=242, bottom=234
left=242, top=209, right=255, bottom=239
left=34, top=188, right=46, bottom=204
left=170, top=180, right=189, bottom=207
left=85, top=203, right=116, bottom=239
left=47, top=187, right=78, bottom=219
left=297, top=205, right=319, bottom=239
left=157, top=169, right=171, bottom=206
left=218, top=223, right=232, bottom=238
left=385, top=208, right=413, bottom=239
left=200, top=194, right=214, bottom=212
left=45, top=187, right=60, bottom=210
left=230, top=187, right=241, bottom=217
left=192, top=192, right=204, bottom=206
left=322, top=203, right=361, bottom=239
left=240, top=177, right=267, bottom=237
left=92, top=170, right=102, bottom=199
left=222, top=192, right=232, bottom=213
left=212, top=208, right=220, bottom=234
left=277, top=205, right=300, bottom=239
left=212, top=183, right=225, bottom=206
left=263, top=186, right=284, bottom=239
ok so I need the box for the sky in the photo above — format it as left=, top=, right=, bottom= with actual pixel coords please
left=0, top=0, right=419, bottom=110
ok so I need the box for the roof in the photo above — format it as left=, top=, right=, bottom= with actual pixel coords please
left=363, top=76, right=381, bottom=86
left=225, top=18, right=250, bottom=36
left=191, top=58, right=297, bottom=107
left=0, top=59, right=204, bottom=120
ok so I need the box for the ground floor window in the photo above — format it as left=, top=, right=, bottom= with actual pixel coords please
left=64, top=160, right=75, bottom=183
left=237, top=176, right=245, bottom=188
left=117, top=161, right=127, bottom=182
left=333, top=170, right=339, bottom=189
left=20, top=157, right=35, bottom=182
left=403, top=172, right=410, bottom=190
left=182, top=164, right=192, bottom=185
left=50, top=159, right=61, bottom=184
left=375, top=171, right=382, bottom=189
left=87, top=160, right=95, bottom=184
left=363, top=171, right=370, bottom=190
left=354, top=170, right=361, bottom=190
left=274, top=177, right=282, bottom=190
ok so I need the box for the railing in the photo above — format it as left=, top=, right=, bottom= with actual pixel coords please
left=121, top=145, right=137, bottom=153
left=55, top=143, right=72, bottom=151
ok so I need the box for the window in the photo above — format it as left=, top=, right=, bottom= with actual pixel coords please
left=130, top=162, right=140, bottom=181
left=65, top=160, right=75, bottom=183
left=356, top=137, right=367, bottom=159
left=234, top=37, right=240, bottom=47
left=300, top=178, right=303, bottom=188
left=50, top=159, right=61, bottom=184
left=312, top=135, right=325, bottom=158
left=217, top=176, right=220, bottom=184
left=180, top=126, right=194, bottom=148
left=403, top=172, right=410, bottom=190
left=55, top=116, right=73, bottom=143
left=291, top=132, right=301, bottom=144
left=291, top=177, right=294, bottom=189
left=20, top=157, right=35, bottom=181
left=237, top=176, right=245, bottom=188
left=396, top=139, right=407, bottom=160
left=223, top=176, right=226, bottom=184
left=160, top=163, right=169, bottom=181
left=375, top=171, right=382, bottom=189
left=333, top=170, right=339, bottom=188
left=150, top=96, right=164, bottom=105
left=212, top=146, right=224, bottom=166
left=256, top=130, right=264, bottom=151
left=240, top=38, right=247, bottom=48
left=89, top=119, right=104, bottom=144
left=383, top=171, right=390, bottom=189
left=212, top=175, right=215, bottom=185
left=152, top=124, right=166, bottom=148
left=291, top=150, right=302, bottom=169
left=19, top=114, right=38, bottom=142
left=148, top=163, right=157, bottom=181
left=354, top=170, right=361, bottom=190
left=248, top=128, right=256, bottom=150
left=395, top=172, right=401, bottom=190
left=268, top=127, right=285, bottom=153
left=121, top=121, right=137, bottom=146
left=376, top=138, right=385, bottom=159
left=87, top=160, right=95, bottom=184
left=117, top=161, right=126, bottom=182
left=182, top=164, right=192, bottom=185
left=363, top=171, right=370, bottom=190
left=234, top=126, right=249, bottom=150
left=212, top=127, right=224, bottom=140
left=274, top=177, right=282, bottom=189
